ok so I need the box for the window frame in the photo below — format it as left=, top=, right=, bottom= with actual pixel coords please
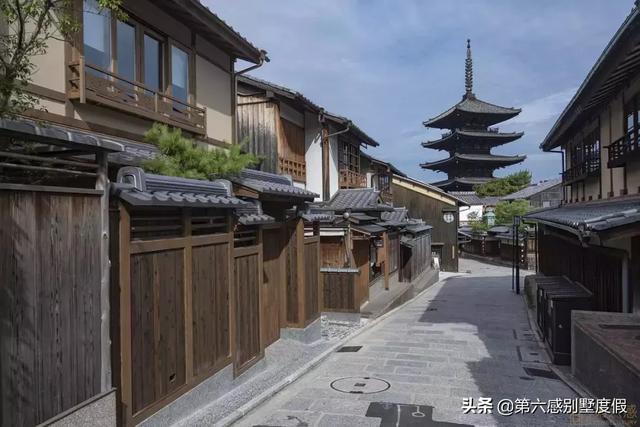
left=81, top=3, right=194, bottom=103
left=340, top=140, right=360, bottom=173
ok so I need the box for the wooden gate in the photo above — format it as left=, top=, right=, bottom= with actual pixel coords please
left=116, top=207, right=234, bottom=424
left=262, top=226, right=285, bottom=347
left=1, top=190, right=103, bottom=427
left=233, top=244, right=263, bottom=375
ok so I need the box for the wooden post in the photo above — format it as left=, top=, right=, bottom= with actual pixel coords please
left=227, top=214, right=236, bottom=367
left=296, top=219, right=306, bottom=326
left=96, top=152, right=111, bottom=391
left=382, top=231, right=390, bottom=290
left=118, top=203, right=133, bottom=425
left=183, top=209, right=194, bottom=381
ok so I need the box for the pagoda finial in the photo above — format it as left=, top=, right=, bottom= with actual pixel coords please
left=465, top=38, right=473, bottom=98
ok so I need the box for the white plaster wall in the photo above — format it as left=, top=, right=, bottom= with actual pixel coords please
left=328, top=133, right=340, bottom=198
left=196, top=55, right=233, bottom=144
left=304, top=111, right=323, bottom=200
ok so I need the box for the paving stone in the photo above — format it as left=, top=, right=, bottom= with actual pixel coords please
left=316, top=414, right=379, bottom=427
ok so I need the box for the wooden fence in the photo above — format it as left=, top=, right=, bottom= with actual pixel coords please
left=322, top=272, right=358, bottom=312
left=1, top=189, right=103, bottom=426
left=400, top=232, right=432, bottom=283
left=388, top=232, right=400, bottom=273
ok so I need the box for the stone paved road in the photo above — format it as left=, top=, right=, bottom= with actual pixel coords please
left=235, top=259, right=609, bottom=427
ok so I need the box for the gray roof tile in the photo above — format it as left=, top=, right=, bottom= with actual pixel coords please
left=501, top=178, right=562, bottom=201
left=235, top=200, right=275, bottom=225
left=525, top=197, right=640, bottom=232
left=232, top=169, right=318, bottom=199
left=321, top=188, right=393, bottom=212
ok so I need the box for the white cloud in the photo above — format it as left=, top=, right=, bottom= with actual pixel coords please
left=507, top=88, right=577, bottom=126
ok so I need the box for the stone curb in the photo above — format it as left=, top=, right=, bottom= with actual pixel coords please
left=213, top=271, right=457, bottom=427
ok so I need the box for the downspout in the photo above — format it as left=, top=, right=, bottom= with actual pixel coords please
left=233, top=51, right=269, bottom=144
left=320, top=110, right=352, bottom=201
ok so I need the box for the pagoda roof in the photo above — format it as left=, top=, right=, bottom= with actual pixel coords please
left=420, top=153, right=526, bottom=172
left=422, top=129, right=524, bottom=150
left=431, top=176, right=494, bottom=192
left=423, top=94, right=521, bottom=129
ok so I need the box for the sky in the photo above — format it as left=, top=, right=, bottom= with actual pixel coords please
left=210, top=0, right=634, bottom=184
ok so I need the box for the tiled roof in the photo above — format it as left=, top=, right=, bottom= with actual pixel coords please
left=232, top=169, right=318, bottom=199
left=501, top=178, right=562, bottom=201
left=352, top=223, right=387, bottom=235
left=235, top=200, right=275, bottom=225
left=0, top=117, right=124, bottom=152
left=448, top=191, right=501, bottom=206
left=525, top=196, right=640, bottom=232
left=422, top=130, right=523, bottom=149
left=360, top=152, right=406, bottom=176
left=301, top=212, right=335, bottom=223
left=424, top=95, right=521, bottom=129
left=321, top=188, right=394, bottom=212
left=113, top=167, right=246, bottom=209
left=392, top=175, right=469, bottom=206
left=421, top=153, right=525, bottom=170
left=381, top=207, right=408, bottom=225
left=109, top=140, right=158, bottom=165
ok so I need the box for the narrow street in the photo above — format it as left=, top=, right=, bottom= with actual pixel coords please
left=234, top=259, right=608, bottom=427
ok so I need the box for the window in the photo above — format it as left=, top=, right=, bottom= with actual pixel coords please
left=143, top=34, right=163, bottom=91
left=83, top=0, right=111, bottom=70
left=624, top=95, right=640, bottom=147
left=340, top=141, right=359, bottom=172
left=116, top=21, right=136, bottom=81
left=171, top=46, right=190, bottom=104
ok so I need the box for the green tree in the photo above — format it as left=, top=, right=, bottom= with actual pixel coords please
left=142, top=123, right=259, bottom=180
left=474, top=170, right=532, bottom=197
left=494, top=200, right=529, bottom=225
left=0, top=0, right=123, bottom=116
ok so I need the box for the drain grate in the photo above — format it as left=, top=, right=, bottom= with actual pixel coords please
left=599, top=324, right=640, bottom=330
left=331, top=377, right=390, bottom=394
left=337, top=345, right=362, bottom=353
left=519, top=376, right=534, bottom=381
left=523, top=367, right=559, bottom=380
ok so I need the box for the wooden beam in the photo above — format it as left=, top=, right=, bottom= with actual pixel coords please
left=97, top=152, right=111, bottom=392
left=183, top=209, right=194, bottom=381
left=383, top=232, right=390, bottom=291
left=118, top=203, right=133, bottom=425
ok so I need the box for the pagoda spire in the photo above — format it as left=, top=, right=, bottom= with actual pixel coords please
left=465, top=39, right=474, bottom=98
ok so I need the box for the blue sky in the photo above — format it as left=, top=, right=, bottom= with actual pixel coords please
left=211, top=0, right=633, bottom=183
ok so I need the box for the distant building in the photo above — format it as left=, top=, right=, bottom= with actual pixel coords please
left=501, top=178, right=563, bottom=208
left=449, top=191, right=501, bottom=225
left=421, top=40, right=526, bottom=191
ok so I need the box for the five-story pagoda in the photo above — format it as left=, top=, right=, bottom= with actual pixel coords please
left=421, top=40, right=525, bottom=192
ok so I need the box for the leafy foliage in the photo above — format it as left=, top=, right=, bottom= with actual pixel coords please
left=142, top=123, right=259, bottom=180
left=494, top=200, right=529, bottom=225
left=470, top=219, right=489, bottom=233
left=0, top=0, right=123, bottom=117
left=474, top=170, right=532, bottom=197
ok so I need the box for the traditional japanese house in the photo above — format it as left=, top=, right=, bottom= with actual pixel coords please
left=236, top=75, right=380, bottom=200
left=360, top=152, right=406, bottom=203
left=313, top=188, right=394, bottom=312
left=391, top=174, right=468, bottom=271
left=526, top=2, right=640, bottom=412
left=421, top=40, right=525, bottom=191
left=500, top=178, right=563, bottom=208
left=448, top=191, right=501, bottom=226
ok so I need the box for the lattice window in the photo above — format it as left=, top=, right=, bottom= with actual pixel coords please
left=191, top=208, right=228, bottom=236
left=130, top=208, right=183, bottom=240
left=234, top=225, right=258, bottom=247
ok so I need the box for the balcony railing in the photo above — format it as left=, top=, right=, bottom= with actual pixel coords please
left=562, top=156, right=600, bottom=184
left=339, top=168, right=366, bottom=189
left=68, top=58, right=206, bottom=135
left=608, top=130, right=640, bottom=168
left=279, top=156, right=306, bottom=182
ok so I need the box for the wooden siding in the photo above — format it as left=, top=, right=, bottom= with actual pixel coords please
left=322, top=272, right=357, bottom=312
left=1, top=191, right=102, bottom=426
left=303, top=237, right=321, bottom=322
left=400, top=233, right=432, bottom=283
left=388, top=232, right=399, bottom=273
left=392, top=183, right=458, bottom=272
left=237, top=96, right=278, bottom=173
left=278, top=119, right=306, bottom=182
left=353, top=240, right=370, bottom=306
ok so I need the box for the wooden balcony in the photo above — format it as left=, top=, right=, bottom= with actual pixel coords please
left=68, top=58, right=206, bottom=135
left=608, top=130, right=640, bottom=168
left=562, top=156, right=600, bottom=184
left=339, top=168, right=366, bottom=189
left=278, top=156, right=306, bottom=182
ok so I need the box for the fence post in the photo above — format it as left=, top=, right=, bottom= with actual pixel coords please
left=96, top=152, right=111, bottom=392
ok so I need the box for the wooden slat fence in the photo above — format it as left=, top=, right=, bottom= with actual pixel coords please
left=262, top=227, right=285, bottom=347
left=1, top=190, right=102, bottom=427
left=303, top=236, right=321, bottom=323
left=322, top=272, right=358, bottom=312
left=388, top=232, right=399, bottom=273
left=400, top=233, right=432, bottom=283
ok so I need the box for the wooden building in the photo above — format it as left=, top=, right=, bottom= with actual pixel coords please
left=421, top=40, right=525, bottom=191
left=360, top=152, right=405, bottom=203
left=391, top=174, right=467, bottom=272
left=236, top=75, right=380, bottom=200
left=501, top=178, right=563, bottom=208
left=527, top=4, right=640, bottom=415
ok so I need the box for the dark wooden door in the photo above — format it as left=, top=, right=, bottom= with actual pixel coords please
left=234, top=245, right=263, bottom=375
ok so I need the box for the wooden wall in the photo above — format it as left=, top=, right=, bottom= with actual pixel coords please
left=262, top=227, right=285, bottom=347
left=388, top=232, right=399, bottom=273
left=303, top=236, right=321, bottom=322
left=538, top=227, right=623, bottom=312
left=322, top=272, right=357, bottom=312
left=400, top=233, right=432, bottom=283
left=1, top=191, right=102, bottom=426
left=391, top=183, right=458, bottom=272
left=237, top=95, right=279, bottom=173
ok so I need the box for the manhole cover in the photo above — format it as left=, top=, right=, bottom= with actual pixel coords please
left=331, top=377, right=390, bottom=394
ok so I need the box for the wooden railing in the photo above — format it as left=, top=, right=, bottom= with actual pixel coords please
left=278, top=156, right=306, bottom=182
left=339, top=168, right=366, bottom=188
left=562, top=156, right=600, bottom=184
left=68, top=58, right=206, bottom=135
left=608, top=130, right=640, bottom=168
